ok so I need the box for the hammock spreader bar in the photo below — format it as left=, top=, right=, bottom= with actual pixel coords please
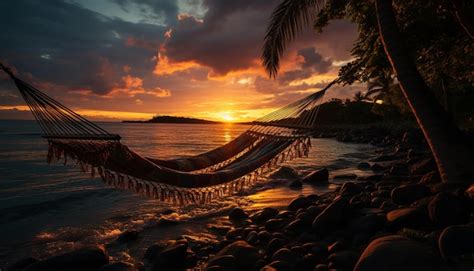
left=1, top=63, right=332, bottom=204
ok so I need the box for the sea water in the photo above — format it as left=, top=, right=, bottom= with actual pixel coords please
left=0, top=120, right=376, bottom=264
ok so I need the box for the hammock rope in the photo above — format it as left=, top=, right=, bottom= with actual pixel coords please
left=0, top=63, right=333, bottom=204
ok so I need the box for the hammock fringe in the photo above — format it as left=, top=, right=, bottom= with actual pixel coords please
left=47, top=136, right=311, bottom=205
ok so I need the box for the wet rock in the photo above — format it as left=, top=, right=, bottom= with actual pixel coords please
left=284, top=218, right=305, bottom=233
left=229, top=208, right=248, bottom=224
left=312, top=197, right=350, bottom=235
left=428, top=192, right=470, bottom=227
left=207, top=255, right=237, bottom=270
left=348, top=214, right=385, bottom=233
left=211, top=241, right=259, bottom=271
left=386, top=208, right=428, bottom=230
left=257, top=231, right=272, bottom=244
left=269, top=166, right=299, bottom=179
left=98, top=262, right=135, bottom=271
left=328, top=240, right=347, bottom=254
left=334, top=173, right=357, bottom=180
left=314, top=264, right=328, bottom=271
left=151, top=243, right=188, bottom=270
left=271, top=248, right=296, bottom=263
left=328, top=250, right=360, bottom=270
left=294, top=254, right=318, bottom=271
left=410, top=158, right=435, bottom=175
left=116, top=230, right=139, bottom=243
left=370, top=163, right=385, bottom=172
left=288, top=196, right=312, bottom=211
left=265, top=219, right=287, bottom=232
left=6, top=257, right=38, bottom=271
left=288, top=179, right=303, bottom=189
left=246, top=231, right=259, bottom=245
left=438, top=224, right=474, bottom=259
left=265, top=260, right=291, bottom=271
left=419, top=171, right=441, bottom=184
left=380, top=201, right=397, bottom=211
left=391, top=184, right=431, bottom=205
left=388, top=163, right=409, bottom=176
left=24, top=246, right=108, bottom=271
left=340, top=182, right=363, bottom=196
left=358, top=174, right=383, bottom=182
left=357, top=162, right=371, bottom=170
left=144, top=242, right=169, bottom=261
left=250, top=208, right=279, bottom=225
left=226, top=228, right=244, bottom=240
left=267, top=238, right=286, bottom=255
left=302, top=168, right=329, bottom=184
left=354, top=235, right=439, bottom=270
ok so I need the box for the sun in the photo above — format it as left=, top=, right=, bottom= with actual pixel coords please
left=220, top=112, right=236, bottom=122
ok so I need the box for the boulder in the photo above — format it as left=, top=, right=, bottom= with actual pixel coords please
left=302, top=168, right=329, bottom=184
left=210, top=241, right=259, bottom=271
left=98, top=262, right=135, bottom=271
left=386, top=208, right=428, bottom=230
left=312, top=197, right=350, bottom=235
left=287, top=196, right=312, bottom=211
left=288, top=179, right=303, bottom=189
left=391, top=184, right=431, bottom=205
left=428, top=192, right=470, bottom=227
left=438, top=225, right=474, bottom=259
left=354, top=235, right=439, bottom=270
left=269, top=166, right=299, bottom=180
left=250, top=208, right=279, bottom=225
left=339, top=182, right=363, bottom=196
left=151, top=243, right=188, bottom=270
left=328, top=250, right=360, bottom=270
left=206, top=255, right=237, bottom=270
left=229, top=208, right=248, bottom=224
left=115, top=230, right=139, bottom=243
left=24, top=246, right=108, bottom=271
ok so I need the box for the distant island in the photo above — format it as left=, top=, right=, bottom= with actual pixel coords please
left=123, top=115, right=222, bottom=124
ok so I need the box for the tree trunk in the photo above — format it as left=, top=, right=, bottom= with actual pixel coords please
left=375, top=0, right=474, bottom=182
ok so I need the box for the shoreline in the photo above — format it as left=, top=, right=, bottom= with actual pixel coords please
left=3, top=126, right=474, bottom=271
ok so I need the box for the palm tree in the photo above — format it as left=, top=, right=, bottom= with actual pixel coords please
left=262, top=0, right=474, bottom=182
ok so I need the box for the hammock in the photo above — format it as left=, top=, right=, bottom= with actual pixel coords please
left=0, top=63, right=334, bottom=204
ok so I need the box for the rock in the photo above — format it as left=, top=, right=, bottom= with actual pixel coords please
left=302, top=168, right=329, bottom=184
left=294, top=254, right=318, bottom=271
left=269, top=166, right=299, bottom=179
left=312, top=197, right=350, bottom=235
left=386, top=208, right=428, bottom=230
left=410, top=158, right=435, bottom=175
left=419, top=171, right=441, bottom=184
left=348, top=214, right=385, bottom=233
left=229, top=208, right=248, bottom=224
left=371, top=154, right=398, bottom=162
left=328, top=250, right=360, bottom=270
left=358, top=174, right=383, bottom=182
left=6, top=257, right=38, bottom=271
left=250, top=208, right=279, bottom=225
left=288, top=179, right=303, bottom=189
left=210, top=241, right=259, bottom=271
left=24, top=246, right=108, bottom=271
left=288, top=196, right=312, bottom=211
left=431, top=182, right=470, bottom=194
left=357, top=162, right=371, bottom=170
left=151, top=243, right=188, bottom=270
left=265, top=219, right=287, bottom=231
left=115, top=230, right=139, bottom=243
left=391, top=184, right=431, bottom=205
left=257, top=231, right=272, bottom=244
left=334, top=173, right=357, bottom=180
left=207, top=255, right=237, bottom=270
left=271, top=248, right=296, bottom=263
left=265, top=260, right=291, bottom=271
left=428, top=192, right=470, bottom=227
left=340, top=182, right=363, bottom=196
left=328, top=241, right=347, bottom=254
left=370, top=163, right=385, bottom=172
left=466, top=184, right=474, bottom=199
left=354, top=235, right=438, bottom=270
left=284, top=218, right=305, bottom=233
left=144, top=242, right=169, bottom=261
left=267, top=238, right=286, bottom=255
left=314, top=264, right=328, bottom=271
left=98, top=262, right=135, bottom=271
left=388, top=163, right=409, bottom=176
left=438, top=225, right=474, bottom=259
left=246, top=231, right=259, bottom=245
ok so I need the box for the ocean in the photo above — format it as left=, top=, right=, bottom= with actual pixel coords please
left=0, top=120, right=375, bottom=264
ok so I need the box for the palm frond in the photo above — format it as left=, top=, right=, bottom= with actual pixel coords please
left=262, top=0, right=327, bottom=78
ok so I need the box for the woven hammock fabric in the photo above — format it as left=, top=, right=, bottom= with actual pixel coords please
left=1, top=63, right=331, bottom=204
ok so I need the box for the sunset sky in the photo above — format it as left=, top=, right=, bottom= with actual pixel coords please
left=0, top=0, right=362, bottom=122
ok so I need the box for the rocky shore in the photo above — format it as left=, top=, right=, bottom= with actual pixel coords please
left=4, top=126, right=474, bottom=271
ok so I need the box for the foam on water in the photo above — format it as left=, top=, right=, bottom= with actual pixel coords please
left=0, top=120, right=376, bottom=264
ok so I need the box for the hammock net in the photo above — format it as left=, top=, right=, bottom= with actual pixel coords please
left=0, top=63, right=333, bottom=204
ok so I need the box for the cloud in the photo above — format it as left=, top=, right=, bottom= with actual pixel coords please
left=298, top=47, right=333, bottom=74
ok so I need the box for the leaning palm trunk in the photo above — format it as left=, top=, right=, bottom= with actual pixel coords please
left=375, top=0, right=474, bottom=182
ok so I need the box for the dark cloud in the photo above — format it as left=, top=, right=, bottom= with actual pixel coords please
left=0, top=0, right=167, bottom=97
left=112, top=0, right=179, bottom=25
left=298, top=47, right=332, bottom=74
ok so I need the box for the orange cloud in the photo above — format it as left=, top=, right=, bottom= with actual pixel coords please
left=154, top=52, right=201, bottom=76
left=107, top=75, right=171, bottom=98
